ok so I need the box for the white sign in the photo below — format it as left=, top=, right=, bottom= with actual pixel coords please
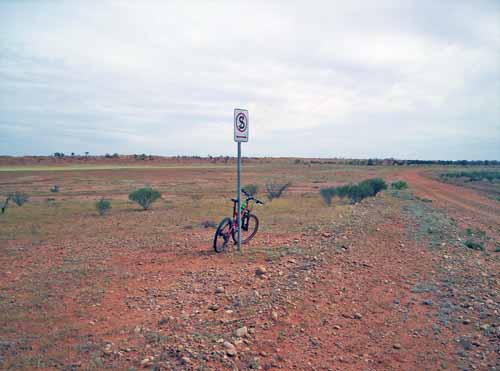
left=234, top=108, right=249, bottom=142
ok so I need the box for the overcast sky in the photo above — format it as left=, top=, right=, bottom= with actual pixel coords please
left=1, top=1, right=499, bottom=159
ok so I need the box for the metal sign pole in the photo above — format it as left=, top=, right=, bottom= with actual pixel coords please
left=237, top=141, right=242, bottom=251
left=234, top=108, right=248, bottom=252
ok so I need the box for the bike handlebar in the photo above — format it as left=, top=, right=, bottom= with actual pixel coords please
left=241, top=189, right=265, bottom=205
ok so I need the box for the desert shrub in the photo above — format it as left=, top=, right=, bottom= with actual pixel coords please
left=350, top=182, right=373, bottom=202
left=360, top=178, right=387, bottom=195
left=464, top=240, right=484, bottom=251
left=243, top=184, right=259, bottom=196
left=96, top=198, right=111, bottom=216
left=334, top=184, right=352, bottom=199
left=10, top=192, right=28, bottom=206
left=440, top=171, right=500, bottom=182
left=1, top=192, right=28, bottom=214
left=319, top=188, right=335, bottom=205
left=391, top=180, right=408, bottom=190
left=128, top=187, right=161, bottom=210
left=320, top=178, right=387, bottom=205
left=265, top=182, right=291, bottom=201
left=50, top=185, right=60, bottom=193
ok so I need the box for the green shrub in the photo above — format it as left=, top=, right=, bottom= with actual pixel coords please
left=319, top=188, right=335, bottom=205
left=10, top=192, right=28, bottom=206
left=129, top=187, right=161, bottom=210
left=320, top=178, right=387, bottom=205
left=265, top=182, right=291, bottom=201
left=464, top=240, right=484, bottom=251
left=391, top=180, right=408, bottom=190
left=361, top=178, right=388, bottom=195
left=1, top=192, right=29, bottom=214
left=243, top=184, right=259, bottom=196
left=96, top=198, right=111, bottom=216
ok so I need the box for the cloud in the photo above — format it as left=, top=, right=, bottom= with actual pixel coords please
left=0, top=0, right=499, bottom=159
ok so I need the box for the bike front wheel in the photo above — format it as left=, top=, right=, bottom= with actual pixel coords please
left=232, top=214, right=259, bottom=244
left=214, top=217, right=232, bottom=253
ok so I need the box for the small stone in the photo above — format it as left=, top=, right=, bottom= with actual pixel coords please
left=158, top=317, right=170, bottom=325
left=215, top=287, right=225, bottom=294
left=333, top=325, right=341, bottom=330
left=102, top=344, right=113, bottom=355
left=208, top=303, right=219, bottom=311
left=140, top=358, right=150, bottom=366
left=223, top=341, right=237, bottom=356
left=181, top=356, right=191, bottom=365
left=255, top=266, right=267, bottom=276
left=353, top=312, right=362, bottom=320
left=422, top=299, right=433, bottom=306
left=462, top=318, right=471, bottom=325
left=393, top=343, right=401, bottom=350
left=271, top=311, right=278, bottom=321
left=235, top=326, right=248, bottom=337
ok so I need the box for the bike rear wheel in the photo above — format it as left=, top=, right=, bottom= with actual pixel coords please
left=232, top=213, right=259, bottom=244
left=214, top=217, right=232, bottom=253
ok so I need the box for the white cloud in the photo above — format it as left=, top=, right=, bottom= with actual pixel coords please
left=0, top=0, right=499, bottom=159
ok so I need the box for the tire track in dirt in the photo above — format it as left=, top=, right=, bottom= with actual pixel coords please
left=401, top=170, right=500, bottom=240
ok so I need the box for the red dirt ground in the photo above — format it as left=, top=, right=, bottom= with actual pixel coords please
left=0, top=165, right=498, bottom=370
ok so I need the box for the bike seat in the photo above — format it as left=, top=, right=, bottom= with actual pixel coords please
left=231, top=198, right=238, bottom=202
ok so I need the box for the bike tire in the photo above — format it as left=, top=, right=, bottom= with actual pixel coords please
left=232, top=213, right=259, bottom=244
left=214, top=217, right=232, bottom=253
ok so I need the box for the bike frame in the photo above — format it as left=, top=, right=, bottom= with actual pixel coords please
left=232, top=198, right=251, bottom=229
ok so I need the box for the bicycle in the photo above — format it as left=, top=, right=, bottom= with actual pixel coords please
left=213, top=189, right=264, bottom=253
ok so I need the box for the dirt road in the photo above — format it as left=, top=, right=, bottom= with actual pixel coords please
left=402, top=169, right=500, bottom=240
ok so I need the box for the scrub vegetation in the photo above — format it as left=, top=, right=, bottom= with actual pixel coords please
left=440, top=170, right=500, bottom=182
left=128, top=187, right=162, bottom=210
left=320, top=178, right=387, bottom=205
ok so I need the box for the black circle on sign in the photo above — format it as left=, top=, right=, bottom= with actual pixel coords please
left=236, top=112, right=247, bottom=132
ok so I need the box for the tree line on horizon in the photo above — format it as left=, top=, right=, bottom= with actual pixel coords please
left=1, top=154, right=498, bottom=166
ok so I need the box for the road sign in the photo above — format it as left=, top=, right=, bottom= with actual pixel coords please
left=234, top=108, right=249, bottom=142
left=234, top=108, right=248, bottom=251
